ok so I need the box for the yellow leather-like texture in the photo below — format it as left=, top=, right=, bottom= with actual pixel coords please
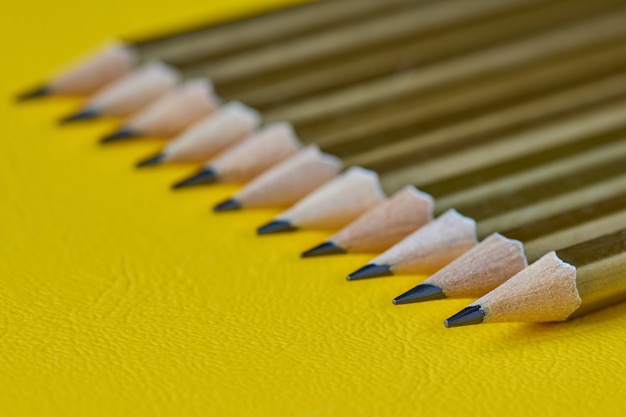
left=1, top=1, right=626, bottom=416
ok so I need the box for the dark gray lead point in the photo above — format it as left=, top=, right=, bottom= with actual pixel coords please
left=136, top=153, right=165, bottom=168
left=16, top=85, right=50, bottom=101
left=172, top=168, right=217, bottom=189
left=213, top=199, right=241, bottom=212
left=444, top=305, right=485, bottom=328
left=257, top=220, right=297, bottom=235
left=347, top=263, right=392, bottom=280
left=393, top=284, right=446, bottom=305
left=100, top=128, right=138, bottom=144
left=59, top=108, right=99, bottom=124
left=301, top=242, right=346, bottom=258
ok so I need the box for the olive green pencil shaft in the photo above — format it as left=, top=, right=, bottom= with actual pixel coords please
left=184, top=0, right=542, bottom=86
left=135, top=0, right=420, bottom=66
left=376, top=96, right=626, bottom=192
left=466, top=157, right=626, bottom=237
left=558, top=230, right=626, bottom=318
left=512, top=194, right=626, bottom=262
left=263, top=8, right=626, bottom=128
left=215, top=0, right=619, bottom=110
left=301, top=38, right=626, bottom=156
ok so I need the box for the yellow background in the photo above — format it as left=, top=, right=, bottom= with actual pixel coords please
left=1, top=1, right=626, bottom=416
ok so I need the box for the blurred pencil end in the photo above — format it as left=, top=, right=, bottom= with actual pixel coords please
left=212, top=198, right=241, bottom=212
left=301, top=241, right=346, bottom=258
left=59, top=108, right=100, bottom=125
left=16, top=85, right=51, bottom=102
left=256, top=220, right=297, bottom=235
left=444, top=305, right=485, bottom=328
left=172, top=168, right=217, bottom=190
left=136, top=152, right=165, bottom=168
left=393, top=284, right=446, bottom=305
left=100, top=128, right=138, bottom=144
left=347, top=263, right=392, bottom=281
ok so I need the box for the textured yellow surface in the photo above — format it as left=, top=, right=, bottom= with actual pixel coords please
left=2, top=1, right=626, bottom=416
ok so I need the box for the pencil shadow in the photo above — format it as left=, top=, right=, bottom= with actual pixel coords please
left=496, top=300, right=626, bottom=346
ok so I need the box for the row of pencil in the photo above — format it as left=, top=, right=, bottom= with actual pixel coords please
left=18, top=0, right=626, bottom=327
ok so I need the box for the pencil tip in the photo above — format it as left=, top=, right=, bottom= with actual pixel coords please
left=257, top=220, right=297, bottom=235
left=444, top=305, right=485, bottom=328
left=136, top=152, right=165, bottom=168
left=16, top=85, right=50, bottom=102
left=213, top=198, right=241, bottom=212
left=59, top=108, right=99, bottom=124
left=172, top=168, right=217, bottom=189
left=301, top=242, right=346, bottom=258
left=100, top=128, right=138, bottom=144
left=347, top=264, right=392, bottom=280
left=392, top=284, right=446, bottom=305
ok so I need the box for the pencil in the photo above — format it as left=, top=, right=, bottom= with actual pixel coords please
left=393, top=194, right=626, bottom=304
left=60, top=1, right=427, bottom=121
left=183, top=28, right=626, bottom=184
left=266, top=8, right=626, bottom=131
left=250, top=90, right=626, bottom=242
left=33, top=0, right=532, bottom=118
left=347, top=151, right=626, bottom=280
left=118, top=2, right=616, bottom=136
left=136, top=0, right=419, bottom=66
left=209, top=96, right=626, bottom=255
left=193, top=0, right=601, bottom=105
left=213, top=146, right=343, bottom=212
left=372, top=94, right=626, bottom=194
left=303, top=40, right=626, bottom=160
left=219, top=0, right=621, bottom=112
left=256, top=167, right=386, bottom=234
left=444, top=229, right=626, bottom=327
left=17, top=0, right=416, bottom=100
left=16, top=42, right=137, bottom=101
left=262, top=145, right=626, bottom=238
left=294, top=74, right=626, bottom=254
left=169, top=62, right=626, bottom=202
left=300, top=186, right=433, bottom=257
left=135, top=101, right=260, bottom=167
left=171, top=123, right=302, bottom=188
left=94, top=9, right=625, bottom=151
left=100, top=79, right=220, bottom=143
left=57, top=61, right=181, bottom=123
left=66, top=0, right=614, bottom=133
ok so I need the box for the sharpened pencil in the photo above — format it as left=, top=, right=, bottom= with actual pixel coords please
left=48, top=0, right=536, bottom=122
left=394, top=194, right=626, bottom=304
left=61, top=1, right=626, bottom=143
left=348, top=149, right=626, bottom=280
left=301, top=186, right=434, bottom=256
left=172, top=123, right=301, bottom=188
left=207, top=65, right=626, bottom=197
left=18, top=0, right=420, bottom=99
left=445, top=229, right=626, bottom=327
left=213, top=146, right=342, bottom=212
left=59, top=61, right=180, bottom=122
left=256, top=167, right=386, bottom=234
left=135, top=101, right=260, bottom=167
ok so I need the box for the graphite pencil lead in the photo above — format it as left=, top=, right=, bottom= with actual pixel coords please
left=58, top=108, right=100, bottom=125
left=16, top=85, right=51, bottom=102
left=100, top=128, right=138, bottom=144
left=172, top=168, right=217, bottom=189
left=213, top=198, right=242, bottom=212
left=257, top=220, right=297, bottom=235
left=393, top=284, right=445, bottom=305
left=136, top=153, right=165, bottom=168
left=301, top=242, right=346, bottom=258
left=347, top=263, right=392, bottom=281
left=444, top=305, right=485, bottom=328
